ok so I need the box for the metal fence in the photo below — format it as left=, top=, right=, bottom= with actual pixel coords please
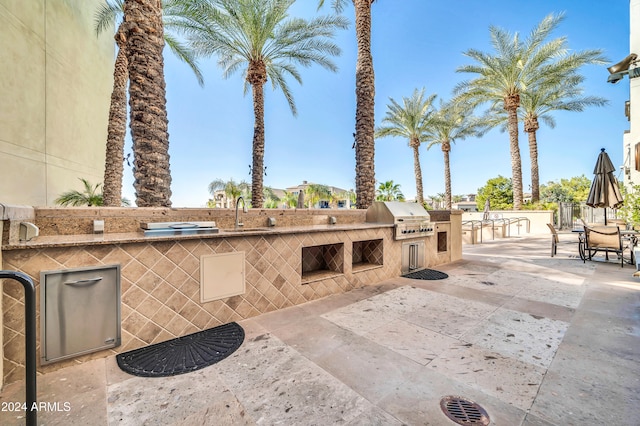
left=557, top=202, right=619, bottom=229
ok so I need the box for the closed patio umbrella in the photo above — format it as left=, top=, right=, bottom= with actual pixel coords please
left=586, top=148, right=623, bottom=225
left=297, top=190, right=305, bottom=209
left=482, top=198, right=490, bottom=221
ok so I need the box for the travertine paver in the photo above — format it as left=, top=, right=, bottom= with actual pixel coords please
left=428, top=343, right=546, bottom=411
left=363, top=318, right=459, bottom=365
left=461, top=308, right=569, bottom=368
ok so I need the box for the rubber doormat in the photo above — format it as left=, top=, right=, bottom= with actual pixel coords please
left=402, top=269, right=449, bottom=280
left=116, top=322, right=244, bottom=377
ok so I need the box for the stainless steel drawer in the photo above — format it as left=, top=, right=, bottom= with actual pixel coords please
left=40, top=265, right=121, bottom=364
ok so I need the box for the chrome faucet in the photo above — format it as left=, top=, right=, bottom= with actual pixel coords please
left=235, top=196, right=248, bottom=229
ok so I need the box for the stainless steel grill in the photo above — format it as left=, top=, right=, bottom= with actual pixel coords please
left=365, top=201, right=434, bottom=240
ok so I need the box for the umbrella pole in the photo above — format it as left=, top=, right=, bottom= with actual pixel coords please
left=604, top=208, right=607, bottom=225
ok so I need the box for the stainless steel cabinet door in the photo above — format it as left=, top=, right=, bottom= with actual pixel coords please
left=41, top=265, right=121, bottom=364
left=401, top=241, right=425, bottom=275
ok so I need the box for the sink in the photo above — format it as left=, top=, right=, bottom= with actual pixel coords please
left=223, top=227, right=273, bottom=233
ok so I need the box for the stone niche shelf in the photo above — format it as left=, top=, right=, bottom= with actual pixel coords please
left=352, top=239, right=384, bottom=273
left=301, top=242, right=344, bottom=284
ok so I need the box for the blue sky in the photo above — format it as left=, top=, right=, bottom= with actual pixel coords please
left=121, top=0, right=631, bottom=206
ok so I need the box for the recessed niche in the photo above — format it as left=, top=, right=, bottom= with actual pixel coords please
left=352, top=239, right=383, bottom=273
left=437, top=231, right=448, bottom=252
left=301, top=243, right=344, bottom=283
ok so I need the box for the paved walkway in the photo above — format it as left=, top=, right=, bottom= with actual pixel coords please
left=2, top=233, right=639, bottom=425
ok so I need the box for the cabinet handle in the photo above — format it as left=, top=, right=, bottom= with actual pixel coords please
left=64, top=277, right=103, bottom=286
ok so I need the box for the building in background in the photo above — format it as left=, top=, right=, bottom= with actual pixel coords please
left=620, top=0, right=640, bottom=189
left=0, top=0, right=113, bottom=206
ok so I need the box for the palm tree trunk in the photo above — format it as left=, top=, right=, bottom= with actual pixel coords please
left=250, top=81, right=266, bottom=209
left=354, top=0, right=375, bottom=209
left=525, top=117, right=540, bottom=203
left=248, top=60, right=267, bottom=209
left=410, top=138, right=424, bottom=205
left=124, top=0, right=172, bottom=207
left=102, top=26, right=128, bottom=207
left=505, top=95, right=523, bottom=210
left=442, top=142, right=452, bottom=210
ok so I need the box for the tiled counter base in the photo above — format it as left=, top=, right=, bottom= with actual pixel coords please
left=2, top=225, right=404, bottom=384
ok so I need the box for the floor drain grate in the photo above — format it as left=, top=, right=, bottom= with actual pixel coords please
left=402, top=268, right=448, bottom=280
left=440, top=396, right=490, bottom=425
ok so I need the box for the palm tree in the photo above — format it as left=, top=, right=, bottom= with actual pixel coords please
left=423, top=100, right=485, bottom=209
left=484, top=74, right=607, bottom=202
left=55, top=179, right=104, bottom=206
left=185, top=0, right=348, bottom=208
left=455, top=13, right=565, bottom=210
left=95, top=0, right=205, bottom=206
left=305, top=183, right=332, bottom=208
left=54, top=178, right=131, bottom=206
left=263, top=186, right=281, bottom=208
left=456, top=13, right=606, bottom=209
left=280, top=190, right=299, bottom=208
left=376, top=180, right=404, bottom=202
left=318, top=0, right=376, bottom=209
left=121, top=0, right=172, bottom=206
left=208, top=178, right=250, bottom=208
left=376, top=88, right=437, bottom=206
left=428, top=194, right=442, bottom=209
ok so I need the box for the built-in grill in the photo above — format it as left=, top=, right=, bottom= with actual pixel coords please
left=365, top=201, right=434, bottom=240
left=140, top=221, right=219, bottom=237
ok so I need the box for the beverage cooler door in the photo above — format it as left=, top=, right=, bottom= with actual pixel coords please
left=40, top=265, right=121, bottom=364
left=401, top=241, right=425, bottom=275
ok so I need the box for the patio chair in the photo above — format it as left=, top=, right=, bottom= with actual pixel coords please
left=546, top=223, right=559, bottom=257
left=583, top=225, right=631, bottom=267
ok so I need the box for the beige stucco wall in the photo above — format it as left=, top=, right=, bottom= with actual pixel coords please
left=623, top=0, right=640, bottom=189
left=0, top=0, right=113, bottom=206
left=462, top=210, right=554, bottom=236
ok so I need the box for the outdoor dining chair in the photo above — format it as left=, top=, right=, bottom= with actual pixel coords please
left=583, top=225, right=631, bottom=267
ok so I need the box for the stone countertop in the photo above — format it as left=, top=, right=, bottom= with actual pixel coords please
left=2, top=223, right=394, bottom=250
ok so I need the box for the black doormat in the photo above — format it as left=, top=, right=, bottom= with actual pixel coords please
left=116, top=322, right=244, bottom=377
left=403, top=269, right=449, bottom=280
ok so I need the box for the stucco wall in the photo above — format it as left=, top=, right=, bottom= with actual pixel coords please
left=623, top=0, right=640, bottom=189
left=0, top=0, right=113, bottom=206
left=462, top=210, right=554, bottom=236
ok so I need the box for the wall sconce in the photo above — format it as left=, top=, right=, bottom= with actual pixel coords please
left=607, top=53, right=638, bottom=84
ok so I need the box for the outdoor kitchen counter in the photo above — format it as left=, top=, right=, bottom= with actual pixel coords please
left=1, top=222, right=395, bottom=250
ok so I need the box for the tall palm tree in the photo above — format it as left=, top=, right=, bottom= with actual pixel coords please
left=376, top=180, right=404, bottom=202
left=485, top=74, right=607, bottom=202
left=122, top=0, right=172, bottom=206
left=208, top=178, right=250, bottom=208
left=375, top=88, right=437, bottom=205
left=95, top=0, right=205, bottom=206
left=423, top=100, right=485, bottom=209
left=319, top=0, right=376, bottom=209
left=455, top=13, right=566, bottom=210
left=185, top=0, right=348, bottom=208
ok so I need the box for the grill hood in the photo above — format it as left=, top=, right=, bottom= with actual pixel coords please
left=365, top=201, right=430, bottom=223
